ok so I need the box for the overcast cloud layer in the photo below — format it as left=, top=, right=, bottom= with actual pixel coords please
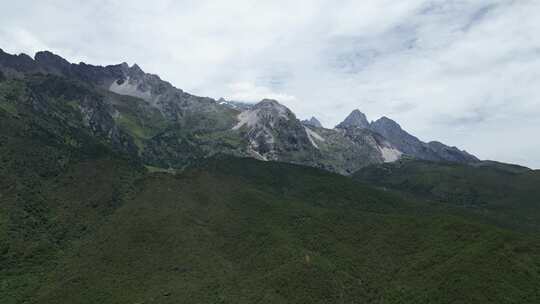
left=1, top=0, right=539, bottom=168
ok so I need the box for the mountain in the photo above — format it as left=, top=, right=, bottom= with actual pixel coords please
left=0, top=49, right=478, bottom=175
left=232, top=99, right=315, bottom=161
left=336, top=109, right=370, bottom=129
left=301, top=116, right=323, bottom=128
left=1, top=101, right=539, bottom=303
left=2, top=48, right=540, bottom=303
left=370, top=117, right=478, bottom=163
left=334, top=110, right=478, bottom=164
left=369, top=117, right=425, bottom=154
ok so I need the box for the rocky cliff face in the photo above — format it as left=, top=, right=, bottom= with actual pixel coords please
left=369, top=116, right=436, bottom=159
left=333, top=110, right=478, bottom=164
left=0, top=48, right=479, bottom=175
left=301, top=117, right=323, bottom=128
left=1, top=49, right=231, bottom=122
left=232, top=99, right=316, bottom=162
left=336, top=109, right=370, bottom=129
left=369, top=116, right=478, bottom=163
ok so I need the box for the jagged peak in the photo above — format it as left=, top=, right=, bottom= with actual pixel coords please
left=233, top=99, right=295, bottom=130
left=0, top=49, right=38, bottom=71
left=35, top=50, right=62, bottom=59
left=253, top=99, right=290, bottom=114
left=302, top=116, right=323, bottom=128
left=17, top=52, right=34, bottom=61
left=376, top=116, right=396, bottom=123
left=257, top=98, right=282, bottom=106
left=371, top=116, right=402, bottom=130
left=34, top=50, right=71, bottom=68
left=336, top=109, right=370, bottom=129
left=130, top=63, right=144, bottom=73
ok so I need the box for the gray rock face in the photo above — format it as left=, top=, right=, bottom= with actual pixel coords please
left=0, top=49, right=45, bottom=76
left=231, top=100, right=402, bottom=174
left=370, top=117, right=478, bottom=163
left=302, top=117, right=323, bottom=128
left=233, top=99, right=315, bottom=161
left=336, top=109, right=370, bottom=129
left=427, top=141, right=478, bottom=163
left=0, top=48, right=480, bottom=175
left=369, top=117, right=427, bottom=156
left=1, top=49, right=229, bottom=123
left=34, top=51, right=72, bottom=75
left=334, top=111, right=478, bottom=164
left=103, top=61, right=229, bottom=123
left=21, top=75, right=139, bottom=156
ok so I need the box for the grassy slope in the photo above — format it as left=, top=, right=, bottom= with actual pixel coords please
left=108, top=92, right=168, bottom=150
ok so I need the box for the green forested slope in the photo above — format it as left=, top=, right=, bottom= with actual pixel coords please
left=354, top=159, right=540, bottom=232
left=3, top=157, right=539, bottom=304
left=1, top=76, right=540, bottom=304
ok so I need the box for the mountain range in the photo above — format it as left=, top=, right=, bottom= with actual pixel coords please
left=0, top=49, right=477, bottom=174
left=2, top=48, right=539, bottom=303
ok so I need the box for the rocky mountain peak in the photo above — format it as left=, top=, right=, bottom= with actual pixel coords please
left=256, top=98, right=284, bottom=108
left=371, top=116, right=402, bottom=132
left=234, top=99, right=294, bottom=130
left=369, top=116, right=478, bottom=163
left=231, top=99, right=314, bottom=161
left=369, top=116, right=423, bottom=154
left=336, top=109, right=370, bottom=129
left=34, top=51, right=70, bottom=67
left=34, top=50, right=72, bottom=75
left=253, top=99, right=293, bottom=118
left=0, top=49, right=40, bottom=73
left=0, top=48, right=480, bottom=168
left=128, top=63, right=145, bottom=77
left=302, top=117, right=323, bottom=128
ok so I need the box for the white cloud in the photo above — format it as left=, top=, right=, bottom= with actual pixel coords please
left=226, top=82, right=297, bottom=103
left=0, top=27, right=50, bottom=55
left=1, top=0, right=539, bottom=168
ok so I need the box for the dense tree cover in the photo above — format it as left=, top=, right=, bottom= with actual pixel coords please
left=1, top=76, right=539, bottom=303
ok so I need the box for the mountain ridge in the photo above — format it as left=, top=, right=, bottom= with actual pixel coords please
left=2, top=48, right=540, bottom=304
left=0, top=48, right=479, bottom=174
left=336, top=110, right=478, bottom=163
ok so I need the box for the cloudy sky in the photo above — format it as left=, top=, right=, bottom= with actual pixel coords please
left=1, top=0, right=539, bottom=168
